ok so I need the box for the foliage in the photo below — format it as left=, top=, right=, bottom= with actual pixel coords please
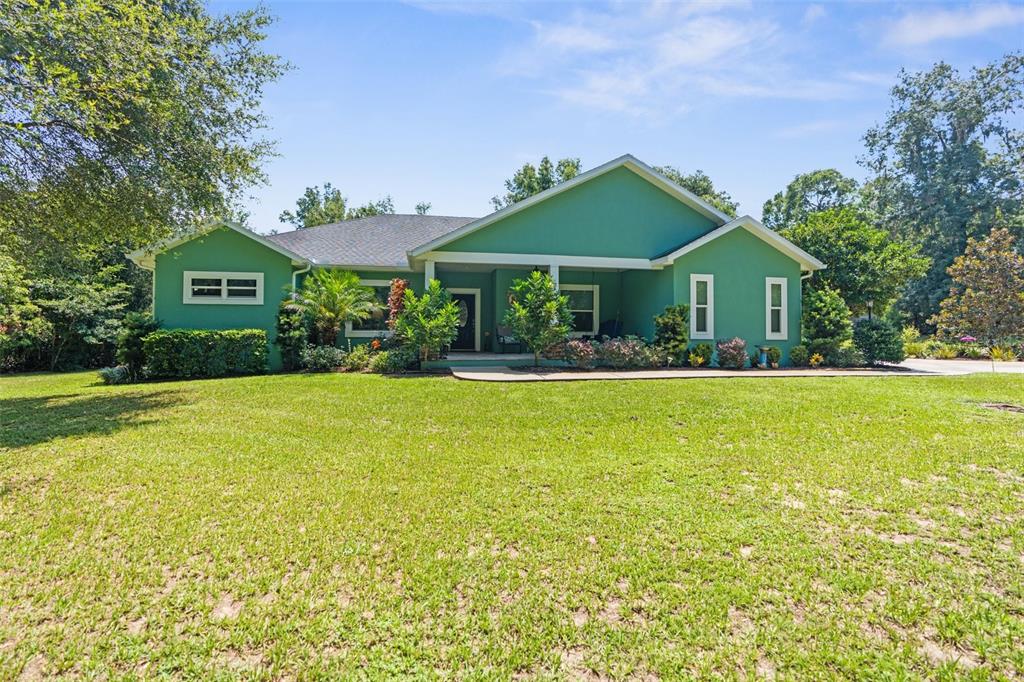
left=766, top=346, right=782, bottom=367
left=0, top=249, right=52, bottom=371
left=594, top=337, right=649, bottom=369
left=0, top=0, right=286, bottom=272
left=809, top=353, right=824, bottom=368
left=369, top=348, right=416, bottom=374
left=275, top=300, right=309, bottom=371
left=990, top=346, right=1018, bottom=362
left=654, top=167, right=738, bottom=217
left=115, top=313, right=159, bottom=380
left=415, top=202, right=432, bottom=216
left=562, top=339, right=598, bottom=369
left=715, top=337, right=748, bottom=369
left=293, top=269, right=378, bottom=347
left=830, top=340, right=865, bottom=368
left=387, top=279, right=409, bottom=330
left=142, top=329, right=268, bottom=379
left=789, top=344, right=809, bottom=367
left=652, top=304, right=690, bottom=365
left=279, top=184, right=395, bottom=228
left=343, top=344, right=372, bottom=372
left=300, top=345, right=347, bottom=372
left=689, top=343, right=713, bottom=367
left=930, top=343, right=958, bottom=360
left=782, top=209, right=928, bottom=315
left=503, top=271, right=572, bottom=365
left=762, top=169, right=860, bottom=231
left=97, top=365, right=131, bottom=385
left=861, top=55, right=1024, bottom=325
left=491, top=156, right=581, bottom=210
left=394, top=280, right=460, bottom=361
left=853, top=319, right=905, bottom=365
left=929, top=228, right=1024, bottom=344
left=802, top=286, right=853, bottom=360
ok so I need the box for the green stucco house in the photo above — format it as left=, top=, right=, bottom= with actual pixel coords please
left=129, top=154, right=824, bottom=368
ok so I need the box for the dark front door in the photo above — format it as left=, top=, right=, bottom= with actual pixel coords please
left=451, top=292, right=476, bottom=351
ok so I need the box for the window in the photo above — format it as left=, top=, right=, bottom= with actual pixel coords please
left=182, top=271, right=263, bottom=305
left=765, top=277, right=788, bottom=340
left=561, top=284, right=599, bottom=336
left=346, top=279, right=392, bottom=337
left=689, top=274, right=714, bottom=339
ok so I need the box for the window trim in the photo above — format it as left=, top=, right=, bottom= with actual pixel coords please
left=345, top=279, right=393, bottom=338
left=182, top=271, right=264, bottom=305
left=560, top=284, right=600, bottom=337
left=765, top=276, right=788, bottom=340
left=689, top=274, right=714, bottom=340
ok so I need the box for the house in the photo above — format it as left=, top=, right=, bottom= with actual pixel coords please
left=129, top=154, right=824, bottom=368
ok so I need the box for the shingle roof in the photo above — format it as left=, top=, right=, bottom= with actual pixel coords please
left=265, top=214, right=477, bottom=267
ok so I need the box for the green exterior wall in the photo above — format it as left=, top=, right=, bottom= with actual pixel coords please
left=437, top=167, right=718, bottom=258
left=153, top=226, right=297, bottom=369
left=620, top=267, right=675, bottom=340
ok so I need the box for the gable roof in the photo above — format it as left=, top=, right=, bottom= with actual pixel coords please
left=267, top=214, right=476, bottom=268
left=127, top=220, right=310, bottom=269
left=407, top=154, right=733, bottom=258
left=652, top=215, right=826, bottom=271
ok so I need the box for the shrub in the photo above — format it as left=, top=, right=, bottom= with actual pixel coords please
left=991, top=345, right=1018, bottom=361
left=344, top=343, right=372, bottom=371
left=809, top=353, right=824, bottom=368
left=901, top=325, right=920, bottom=346
left=386, top=278, right=409, bottom=329
left=394, top=280, right=460, bottom=361
left=689, top=342, right=713, bottom=367
left=961, top=345, right=987, bottom=359
left=294, top=269, right=378, bottom=346
left=830, top=339, right=865, bottom=368
left=115, top=312, right=159, bottom=380
left=563, top=339, right=597, bottom=369
left=716, top=337, right=748, bottom=369
left=275, top=299, right=309, bottom=371
left=98, top=365, right=131, bottom=385
left=369, top=347, right=416, bottom=373
left=503, top=271, right=572, bottom=366
left=789, top=344, right=809, bottom=367
left=644, top=345, right=672, bottom=368
left=803, top=287, right=852, bottom=359
left=930, top=343, right=958, bottom=360
left=903, top=341, right=928, bottom=358
left=142, top=329, right=268, bottom=379
left=301, top=344, right=346, bottom=371
left=853, top=318, right=904, bottom=365
left=766, top=346, right=782, bottom=367
left=595, top=337, right=648, bottom=369
left=652, top=304, right=689, bottom=365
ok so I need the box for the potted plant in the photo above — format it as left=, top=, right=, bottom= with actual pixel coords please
left=766, top=346, right=781, bottom=369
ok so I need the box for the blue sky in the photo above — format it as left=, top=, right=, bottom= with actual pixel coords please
left=218, top=1, right=1024, bottom=234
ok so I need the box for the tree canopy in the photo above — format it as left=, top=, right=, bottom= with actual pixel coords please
left=762, top=169, right=860, bottom=231
left=0, top=0, right=287, bottom=272
left=491, top=156, right=581, bottom=210
left=279, top=183, right=395, bottom=228
left=861, top=54, right=1024, bottom=325
left=655, top=167, right=738, bottom=218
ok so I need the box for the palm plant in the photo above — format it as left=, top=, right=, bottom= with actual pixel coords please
left=293, top=269, right=378, bottom=346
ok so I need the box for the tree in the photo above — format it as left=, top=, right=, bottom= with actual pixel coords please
left=929, top=227, right=1024, bottom=344
left=0, top=249, right=51, bottom=371
left=279, top=185, right=394, bottom=228
left=852, top=319, right=905, bottom=365
left=491, top=157, right=581, bottom=210
left=802, top=286, right=853, bottom=360
left=346, top=196, right=394, bottom=220
left=503, top=271, right=573, bottom=366
left=0, top=0, right=286, bottom=272
left=415, top=202, right=432, bottom=215
left=762, top=169, right=860, bottom=231
left=652, top=304, right=690, bottom=365
left=781, top=208, right=929, bottom=315
left=293, top=270, right=378, bottom=346
left=861, top=54, right=1024, bottom=326
left=393, top=280, right=460, bottom=361
left=654, top=167, right=738, bottom=217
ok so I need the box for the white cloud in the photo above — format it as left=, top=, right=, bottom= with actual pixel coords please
left=802, top=4, right=825, bottom=26
left=532, top=21, right=619, bottom=52
left=883, top=3, right=1024, bottom=47
left=773, top=118, right=845, bottom=139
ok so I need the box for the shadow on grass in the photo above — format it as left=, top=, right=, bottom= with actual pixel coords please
left=0, top=390, right=183, bottom=448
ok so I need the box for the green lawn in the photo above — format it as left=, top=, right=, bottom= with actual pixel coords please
left=1, top=371, right=1023, bottom=680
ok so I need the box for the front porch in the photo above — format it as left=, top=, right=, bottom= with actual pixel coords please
left=421, top=352, right=567, bottom=370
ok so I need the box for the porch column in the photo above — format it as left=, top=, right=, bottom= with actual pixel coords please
left=424, top=259, right=435, bottom=289
left=549, top=262, right=560, bottom=289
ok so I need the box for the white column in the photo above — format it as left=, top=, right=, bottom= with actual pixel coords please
left=424, top=259, right=435, bottom=289
left=549, top=262, right=559, bottom=289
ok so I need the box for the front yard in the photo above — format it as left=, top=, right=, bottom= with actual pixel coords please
left=1, top=371, right=1022, bottom=679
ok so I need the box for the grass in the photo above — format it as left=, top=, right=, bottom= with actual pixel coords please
left=1, top=371, right=1023, bottom=680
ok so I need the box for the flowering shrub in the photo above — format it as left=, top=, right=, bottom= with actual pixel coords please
left=595, top=337, right=648, bottom=369
left=809, top=353, right=824, bottom=368
left=563, top=339, right=597, bottom=369
left=715, top=337, right=748, bottom=369
left=688, top=342, right=713, bottom=367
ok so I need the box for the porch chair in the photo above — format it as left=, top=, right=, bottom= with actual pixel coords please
left=495, top=325, right=523, bottom=353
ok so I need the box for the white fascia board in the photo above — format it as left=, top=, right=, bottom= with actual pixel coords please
left=406, top=153, right=731, bottom=260
left=126, top=220, right=311, bottom=268
left=652, top=216, right=826, bottom=271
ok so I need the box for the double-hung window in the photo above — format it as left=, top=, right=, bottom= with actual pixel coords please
left=560, top=284, right=599, bottom=336
left=765, top=277, right=788, bottom=340
left=689, top=274, right=714, bottom=339
left=346, top=279, right=392, bottom=337
left=182, top=271, right=264, bottom=305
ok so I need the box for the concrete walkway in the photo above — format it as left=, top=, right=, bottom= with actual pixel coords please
left=451, top=359, right=1024, bottom=382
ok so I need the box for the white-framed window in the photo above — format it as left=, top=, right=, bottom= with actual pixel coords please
left=560, top=284, right=600, bottom=336
left=765, top=277, right=788, bottom=340
left=345, top=279, right=392, bottom=338
left=182, top=271, right=264, bottom=305
left=689, top=274, right=714, bottom=339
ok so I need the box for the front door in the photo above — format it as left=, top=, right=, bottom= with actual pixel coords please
left=450, top=291, right=477, bottom=351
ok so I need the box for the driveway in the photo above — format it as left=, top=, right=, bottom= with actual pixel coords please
left=899, top=359, right=1024, bottom=375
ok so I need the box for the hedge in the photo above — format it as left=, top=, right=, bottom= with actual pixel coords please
left=142, top=329, right=268, bottom=379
